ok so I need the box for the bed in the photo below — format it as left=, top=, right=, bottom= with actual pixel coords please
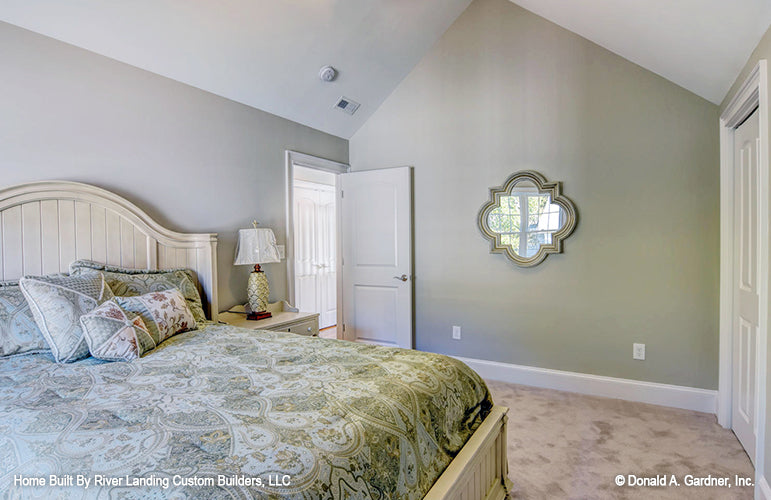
left=0, top=181, right=510, bottom=499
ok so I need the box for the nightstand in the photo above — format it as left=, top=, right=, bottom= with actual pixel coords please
left=219, top=302, right=320, bottom=336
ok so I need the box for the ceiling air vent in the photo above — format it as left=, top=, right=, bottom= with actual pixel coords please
left=334, top=96, right=360, bottom=116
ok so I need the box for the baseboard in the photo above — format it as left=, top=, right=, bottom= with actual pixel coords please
left=454, top=356, right=717, bottom=414
left=759, top=475, right=771, bottom=500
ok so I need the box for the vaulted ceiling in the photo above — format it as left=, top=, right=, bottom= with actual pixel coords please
left=510, top=0, right=771, bottom=105
left=0, top=0, right=473, bottom=139
left=1, top=0, right=769, bottom=139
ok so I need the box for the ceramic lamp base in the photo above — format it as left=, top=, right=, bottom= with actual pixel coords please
left=247, top=271, right=270, bottom=318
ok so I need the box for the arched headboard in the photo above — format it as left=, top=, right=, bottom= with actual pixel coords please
left=0, top=181, right=218, bottom=320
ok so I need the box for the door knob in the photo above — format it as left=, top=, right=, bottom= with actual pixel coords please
left=393, top=274, right=409, bottom=282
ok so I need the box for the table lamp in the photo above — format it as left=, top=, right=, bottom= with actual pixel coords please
left=234, top=222, right=281, bottom=320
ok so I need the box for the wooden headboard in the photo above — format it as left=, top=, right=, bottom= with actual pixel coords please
left=0, top=181, right=218, bottom=320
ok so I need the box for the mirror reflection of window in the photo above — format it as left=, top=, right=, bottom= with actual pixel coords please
left=487, top=183, right=564, bottom=258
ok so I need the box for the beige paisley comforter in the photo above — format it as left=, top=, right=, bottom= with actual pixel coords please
left=0, top=323, right=491, bottom=499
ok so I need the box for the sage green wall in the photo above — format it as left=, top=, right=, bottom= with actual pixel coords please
left=350, top=0, right=720, bottom=389
left=720, top=21, right=771, bottom=489
left=0, top=21, right=348, bottom=311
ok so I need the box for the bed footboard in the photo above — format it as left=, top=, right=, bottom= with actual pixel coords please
left=424, top=405, right=511, bottom=500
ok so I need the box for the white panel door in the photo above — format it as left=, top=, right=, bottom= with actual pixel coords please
left=317, top=189, right=337, bottom=328
left=340, top=167, right=412, bottom=348
left=294, top=188, right=317, bottom=317
left=732, top=108, right=760, bottom=463
left=293, top=182, right=337, bottom=329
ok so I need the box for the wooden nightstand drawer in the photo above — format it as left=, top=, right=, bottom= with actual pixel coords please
left=280, top=318, right=319, bottom=337
left=219, top=302, right=320, bottom=337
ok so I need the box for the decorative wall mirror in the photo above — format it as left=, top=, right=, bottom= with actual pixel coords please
left=478, top=170, right=577, bottom=267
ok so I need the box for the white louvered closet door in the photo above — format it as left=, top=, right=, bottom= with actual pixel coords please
left=293, top=181, right=336, bottom=328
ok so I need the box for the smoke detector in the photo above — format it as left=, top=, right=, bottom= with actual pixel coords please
left=319, top=65, right=337, bottom=82
left=334, top=96, right=360, bottom=115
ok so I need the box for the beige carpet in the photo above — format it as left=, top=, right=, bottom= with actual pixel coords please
left=486, top=380, right=755, bottom=500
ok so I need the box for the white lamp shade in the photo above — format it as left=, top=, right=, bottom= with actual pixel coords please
left=234, top=228, right=281, bottom=265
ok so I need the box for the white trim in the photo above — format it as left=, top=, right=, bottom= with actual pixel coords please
left=723, top=63, right=762, bottom=129
left=286, top=150, right=350, bottom=175
left=718, top=60, right=769, bottom=483
left=284, top=151, right=349, bottom=337
left=757, top=59, right=770, bottom=491
left=718, top=116, right=735, bottom=427
left=455, top=356, right=717, bottom=414
left=758, top=475, right=771, bottom=500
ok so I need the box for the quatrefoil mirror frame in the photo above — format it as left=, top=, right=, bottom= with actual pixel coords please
left=478, top=170, right=577, bottom=267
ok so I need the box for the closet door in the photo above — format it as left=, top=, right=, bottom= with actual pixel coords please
left=317, top=188, right=337, bottom=328
left=293, top=181, right=337, bottom=329
left=294, top=185, right=318, bottom=316
left=732, top=108, right=760, bottom=463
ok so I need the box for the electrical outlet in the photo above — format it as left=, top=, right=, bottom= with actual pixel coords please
left=633, top=343, right=645, bottom=360
left=452, top=325, right=461, bottom=340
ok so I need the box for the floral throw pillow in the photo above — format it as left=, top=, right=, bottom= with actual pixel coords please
left=69, top=260, right=207, bottom=324
left=80, top=300, right=156, bottom=361
left=19, top=274, right=114, bottom=363
left=115, top=288, right=196, bottom=345
left=0, top=281, right=50, bottom=357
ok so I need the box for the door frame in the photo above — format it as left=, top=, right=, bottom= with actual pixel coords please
left=285, top=151, right=350, bottom=335
left=718, top=60, right=768, bottom=484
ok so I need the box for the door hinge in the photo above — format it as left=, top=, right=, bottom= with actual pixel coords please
left=343, top=324, right=346, bottom=332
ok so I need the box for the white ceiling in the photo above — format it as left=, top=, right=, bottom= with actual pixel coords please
left=0, top=0, right=472, bottom=139
left=1, top=1, right=769, bottom=140
left=509, top=0, right=771, bottom=105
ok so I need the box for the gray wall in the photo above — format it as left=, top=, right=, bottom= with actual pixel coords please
left=0, top=21, right=348, bottom=311
left=721, top=21, right=771, bottom=489
left=350, top=0, right=720, bottom=389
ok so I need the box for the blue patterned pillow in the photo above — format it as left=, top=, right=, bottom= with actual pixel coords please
left=80, top=300, right=156, bottom=361
left=19, top=274, right=114, bottom=363
left=0, top=281, right=49, bottom=357
left=69, top=260, right=207, bottom=324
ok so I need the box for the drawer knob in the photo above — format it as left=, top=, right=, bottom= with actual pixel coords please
left=307, top=327, right=312, bottom=332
